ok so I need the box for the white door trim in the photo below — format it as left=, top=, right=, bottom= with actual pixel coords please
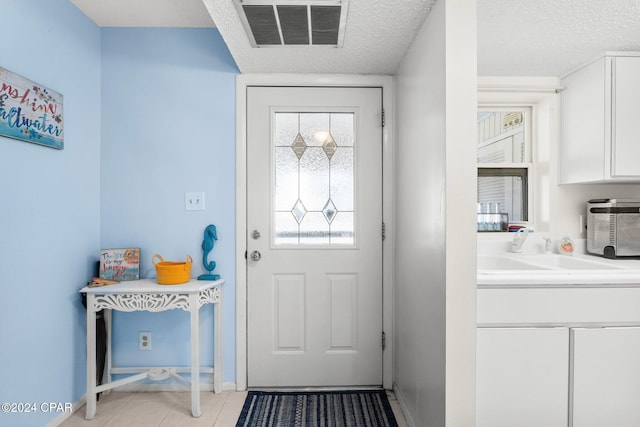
left=235, top=74, right=395, bottom=391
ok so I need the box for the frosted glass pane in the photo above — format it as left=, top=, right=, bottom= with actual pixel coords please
left=330, top=212, right=354, bottom=244
left=299, top=212, right=329, bottom=244
left=299, top=147, right=329, bottom=211
left=273, top=111, right=355, bottom=246
left=275, top=212, right=299, bottom=245
left=330, top=113, right=354, bottom=146
left=275, top=147, right=299, bottom=211
left=330, top=147, right=354, bottom=211
left=300, top=113, right=330, bottom=146
left=275, top=113, right=299, bottom=147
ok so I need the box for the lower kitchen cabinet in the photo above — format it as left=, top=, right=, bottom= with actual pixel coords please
left=572, top=327, right=640, bottom=427
left=477, top=286, right=640, bottom=426
left=476, top=327, right=569, bottom=427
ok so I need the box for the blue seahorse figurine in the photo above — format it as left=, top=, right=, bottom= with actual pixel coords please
left=198, top=224, right=220, bottom=280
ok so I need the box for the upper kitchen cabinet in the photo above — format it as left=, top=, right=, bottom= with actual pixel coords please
left=560, top=52, right=640, bottom=183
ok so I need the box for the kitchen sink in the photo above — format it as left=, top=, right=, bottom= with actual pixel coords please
left=515, top=254, right=627, bottom=270
left=477, top=255, right=551, bottom=271
left=478, top=254, right=630, bottom=273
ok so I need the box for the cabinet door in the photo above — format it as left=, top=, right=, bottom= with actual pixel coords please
left=612, top=57, right=640, bottom=177
left=573, top=327, right=640, bottom=427
left=476, top=327, right=569, bottom=427
left=559, top=57, right=607, bottom=183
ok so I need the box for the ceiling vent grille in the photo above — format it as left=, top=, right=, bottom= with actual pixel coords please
left=235, top=1, right=349, bottom=47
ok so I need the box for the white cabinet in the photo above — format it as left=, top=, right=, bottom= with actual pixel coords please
left=476, top=327, right=569, bottom=427
left=560, top=52, right=640, bottom=183
left=477, top=287, right=640, bottom=427
left=572, top=327, right=640, bottom=427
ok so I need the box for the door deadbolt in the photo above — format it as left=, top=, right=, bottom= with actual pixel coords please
left=251, top=230, right=261, bottom=240
left=250, top=250, right=262, bottom=262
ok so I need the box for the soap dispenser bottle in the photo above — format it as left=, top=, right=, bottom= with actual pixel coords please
left=558, top=236, right=574, bottom=256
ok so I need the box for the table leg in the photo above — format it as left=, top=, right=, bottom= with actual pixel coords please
left=190, top=293, right=201, bottom=417
left=214, top=298, right=222, bottom=394
left=85, top=295, right=97, bottom=420
left=105, top=309, right=112, bottom=386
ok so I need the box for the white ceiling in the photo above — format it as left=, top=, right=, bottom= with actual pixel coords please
left=202, top=0, right=436, bottom=74
left=70, top=0, right=215, bottom=27
left=478, top=0, right=640, bottom=77
left=70, top=0, right=640, bottom=77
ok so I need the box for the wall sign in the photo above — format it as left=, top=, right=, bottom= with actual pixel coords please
left=0, top=67, right=64, bottom=149
left=100, top=248, right=141, bottom=281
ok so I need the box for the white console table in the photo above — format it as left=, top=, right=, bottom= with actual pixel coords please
left=80, top=279, right=223, bottom=419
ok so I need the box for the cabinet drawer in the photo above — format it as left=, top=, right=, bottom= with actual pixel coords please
left=478, top=287, right=640, bottom=324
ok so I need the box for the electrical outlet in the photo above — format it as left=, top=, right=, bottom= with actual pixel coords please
left=139, top=331, right=152, bottom=351
left=185, top=192, right=205, bottom=211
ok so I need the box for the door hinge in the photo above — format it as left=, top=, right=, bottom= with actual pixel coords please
left=381, top=222, right=386, bottom=241
left=381, top=331, right=386, bottom=350
left=381, top=109, right=385, bottom=128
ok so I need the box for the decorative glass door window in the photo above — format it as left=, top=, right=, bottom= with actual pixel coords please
left=274, top=112, right=354, bottom=245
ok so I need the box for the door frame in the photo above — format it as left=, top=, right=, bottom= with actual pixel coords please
left=235, top=74, right=395, bottom=390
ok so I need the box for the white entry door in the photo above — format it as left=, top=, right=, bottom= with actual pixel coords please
left=246, top=86, right=383, bottom=387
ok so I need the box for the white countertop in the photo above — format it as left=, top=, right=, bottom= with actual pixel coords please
left=477, top=237, right=640, bottom=287
left=478, top=270, right=640, bottom=287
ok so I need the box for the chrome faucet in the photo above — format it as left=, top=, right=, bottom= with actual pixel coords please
left=511, top=228, right=530, bottom=253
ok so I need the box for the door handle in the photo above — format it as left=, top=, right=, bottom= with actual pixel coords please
left=250, top=250, right=262, bottom=262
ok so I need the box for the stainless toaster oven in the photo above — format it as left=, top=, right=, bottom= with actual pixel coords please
left=587, top=199, right=640, bottom=258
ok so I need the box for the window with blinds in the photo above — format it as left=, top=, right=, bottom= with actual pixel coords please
left=477, top=109, right=531, bottom=225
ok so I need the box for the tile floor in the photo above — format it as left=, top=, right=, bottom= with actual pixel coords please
left=61, top=390, right=409, bottom=427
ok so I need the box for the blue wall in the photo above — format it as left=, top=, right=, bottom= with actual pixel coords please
left=100, top=28, right=239, bottom=384
left=0, top=3, right=239, bottom=425
left=0, top=1, right=101, bottom=426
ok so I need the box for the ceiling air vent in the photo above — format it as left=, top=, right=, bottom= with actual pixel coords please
left=235, top=0, right=349, bottom=47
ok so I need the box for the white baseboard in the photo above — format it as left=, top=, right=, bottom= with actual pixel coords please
left=44, top=382, right=237, bottom=426
left=45, top=396, right=86, bottom=427
left=114, top=381, right=236, bottom=392
left=393, top=383, right=416, bottom=427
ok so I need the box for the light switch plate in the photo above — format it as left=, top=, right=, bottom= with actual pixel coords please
left=185, top=192, right=205, bottom=211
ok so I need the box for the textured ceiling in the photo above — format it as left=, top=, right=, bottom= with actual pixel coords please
left=202, top=0, right=437, bottom=74
left=70, top=0, right=640, bottom=77
left=70, top=0, right=435, bottom=75
left=478, top=0, right=640, bottom=76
